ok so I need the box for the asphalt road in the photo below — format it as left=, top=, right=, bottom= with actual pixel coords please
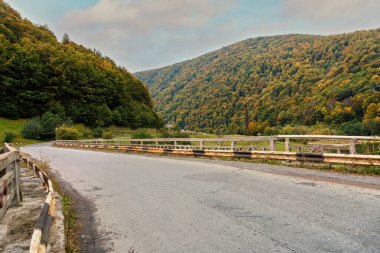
left=22, top=144, right=380, bottom=253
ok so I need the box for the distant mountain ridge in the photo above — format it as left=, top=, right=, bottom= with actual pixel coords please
left=135, top=29, right=380, bottom=135
left=0, top=1, right=163, bottom=128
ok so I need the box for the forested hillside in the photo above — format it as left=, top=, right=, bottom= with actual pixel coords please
left=136, top=29, right=380, bottom=135
left=0, top=1, right=163, bottom=128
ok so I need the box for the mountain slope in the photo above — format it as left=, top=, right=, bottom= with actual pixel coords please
left=136, top=29, right=380, bottom=135
left=0, top=1, right=163, bottom=128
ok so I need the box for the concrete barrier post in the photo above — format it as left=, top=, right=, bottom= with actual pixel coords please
left=270, top=140, right=276, bottom=151
left=285, top=138, right=290, bottom=152
left=350, top=139, right=357, bottom=154
left=231, top=141, right=236, bottom=151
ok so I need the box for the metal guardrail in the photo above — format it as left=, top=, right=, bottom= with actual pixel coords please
left=55, top=135, right=380, bottom=166
left=20, top=156, right=56, bottom=253
left=0, top=143, right=22, bottom=219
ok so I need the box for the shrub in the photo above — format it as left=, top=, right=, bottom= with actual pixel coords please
left=55, top=125, right=81, bottom=140
left=3, top=132, right=16, bottom=143
left=102, top=131, right=114, bottom=139
left=21, top=112, right=72, bottom=140
left=92, top=127, right=103, bottom=138
left=131, top=130, right=153, bottom=139
left=158, top=129, right=190, bottom=138
left=339, top=120, right=369, bottom=136
left=22, top=118, right=43, bottom=139
left=39, top=112, right=71, bottom=139
left=82, top=129, right=93, bottom=139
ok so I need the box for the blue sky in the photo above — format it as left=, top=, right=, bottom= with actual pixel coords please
left=5, top=0, right=379, bottom=72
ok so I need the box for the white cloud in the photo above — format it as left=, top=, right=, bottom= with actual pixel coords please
left=62, top=0, right=235, bottom=34
left=59, top=0, right=236, bottom=71
left=283, top=0, right=380, bottom=20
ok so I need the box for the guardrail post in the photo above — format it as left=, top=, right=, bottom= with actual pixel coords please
left=200, top=141, right=204, bottom=150
left=231, top=141, right=236, bottom=151
left=285, top=138, right=290, bottom=152
left=270, top=139, right=276, bottom=151
left=350, top=139, right=357, bottom=154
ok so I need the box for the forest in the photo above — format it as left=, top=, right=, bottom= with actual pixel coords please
left=136, top=29, right=380, bottom=135
left=0, top=1, right=163, bottom=129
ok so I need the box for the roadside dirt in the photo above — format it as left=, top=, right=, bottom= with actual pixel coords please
left=51, top=171, right=109, bottom=253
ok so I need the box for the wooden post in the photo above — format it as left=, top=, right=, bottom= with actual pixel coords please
left=156, top=141, right=159, bottom=148
left=270, top=140, right=276, bottom=152
left=285, top=138, right=290, bottom=152
left=350, top=139, right=357, bottom=154
left=200, top=141, right=204, bottom=150
left=174, top=141, right=177, bottom=149
left=14, top=159, right=22, bottom=202
left=32, top=164, right=36, bottom=177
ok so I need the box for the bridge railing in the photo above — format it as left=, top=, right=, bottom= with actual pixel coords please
left=0, top=143, right=22, bottom=219
left=20, top=155, right=56, bottom=253
left=55, top=135, right=380, bottom=165
left=56, top=135, right=380, bottom=155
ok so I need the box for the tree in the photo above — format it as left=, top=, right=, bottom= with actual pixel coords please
left=61, top=33, right=70, bottom=44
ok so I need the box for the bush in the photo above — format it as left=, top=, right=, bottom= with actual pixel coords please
left=55, top=125, right=81, bottom=140
left=21, top=112, right=72, bottom=140
left=39, top=112, right=71, bottom=139
left=339, top=120, right=369, bottom=136
left=3, top=132, right=16, bottom=143
left=22, top=118, right=43, bottom=139
left=102, top=131, right=114, bottom=139
left=131, top=130, right=153, bottom=139
left=158, top=129, right=190, bottom=138
left=82, top=129, right=93, bottom=139
left=92, top=127, right=103, bottom=138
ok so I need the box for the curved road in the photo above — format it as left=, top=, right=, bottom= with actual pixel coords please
left=22, top=144, right=380, bottom=253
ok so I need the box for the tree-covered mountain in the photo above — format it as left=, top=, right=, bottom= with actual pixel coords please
left=136, top=29, right=380, bottom=135
left=0, top=1, right=163, bottom=128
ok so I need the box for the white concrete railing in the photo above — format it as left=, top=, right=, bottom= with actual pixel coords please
left=56, top=135, right=380, bottom=154
left=55, top=135, right=380, bottom=166
left=0, top=143, right=22, bottom=219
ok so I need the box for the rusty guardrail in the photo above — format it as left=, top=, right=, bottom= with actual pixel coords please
left=55, top=135, right=380, bottom=166
left=20, top=155, right=56, bottom=253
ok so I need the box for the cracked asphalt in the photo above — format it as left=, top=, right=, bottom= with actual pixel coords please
left=22, top=143, right=380, bottom=253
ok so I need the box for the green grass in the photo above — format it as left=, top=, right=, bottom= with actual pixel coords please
left=0, top=117, right=41, bottom=145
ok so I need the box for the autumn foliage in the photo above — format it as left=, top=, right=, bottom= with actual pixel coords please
left=136, top=29, right=380, bottom=135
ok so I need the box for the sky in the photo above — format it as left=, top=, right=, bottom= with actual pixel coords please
left=5, top=0, right=380, bottom=72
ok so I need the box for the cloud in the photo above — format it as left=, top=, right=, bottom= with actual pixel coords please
left=283, top=0, right=380, bottom=20
left=59, top=0, right=236, bottom=71
left=57, top=0, right=379, bottom=71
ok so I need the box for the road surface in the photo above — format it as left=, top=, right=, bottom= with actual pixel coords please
left=22, top=143, right=380, bottom=253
